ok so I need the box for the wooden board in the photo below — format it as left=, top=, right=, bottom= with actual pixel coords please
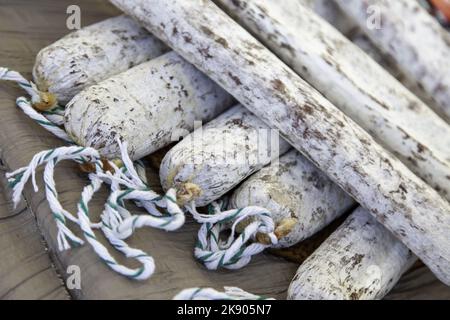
left=0, top=0, right=448, bottom=300
left=0, top=162, right=68, bottom=299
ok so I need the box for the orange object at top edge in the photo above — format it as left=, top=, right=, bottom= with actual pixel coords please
left=430, top=0, right=450, bottom=21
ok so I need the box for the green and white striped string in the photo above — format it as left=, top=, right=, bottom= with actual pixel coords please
left=97, top=141, right=185, bottom=241
left=76, top=162, right=156, bottom=280
left=102, top=186, right=185, bottom=238
left=186, top=202, right=278, bottom=270
left=16, top=97, right=72, bottom=142
left=0, top=67, right=69, bottom=141
left=174, top=287, right=274, bottom=300
left=1, top=66, right=187, bottom=280
left=2, top=66, right=281, bottom=280
left=6, top=146, right=102, bottom=250
left=0, top=67, right=46, bottom=104
left=7, top=141, right=186, bottom=279
left=41, top=105, right=65, bottom=126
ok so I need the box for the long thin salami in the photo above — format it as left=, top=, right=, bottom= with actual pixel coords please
left=288, top=207, right=417, bottom=300
left=334, top=0, right=450, bottom=123
left=215, top=0, right=450, bottom=200
left=298, top=0, right=443, bottom=112
left=111, top=0, right=450, bottom=284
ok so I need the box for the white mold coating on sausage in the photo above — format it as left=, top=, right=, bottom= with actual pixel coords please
left=298, top=0, right=443, bottom=116
left=288, top=207, right=417, bottom=300
left=230, top=149, right=354, bottom=248
left=64, top=51, right=234, bottom=159
left=33, top=15, right=168, bottom=104
left=334, top=0, right=450, bottom=123
left=160, top=105, right=291, bottom=207
left=216, top=0, right=450, bottom=200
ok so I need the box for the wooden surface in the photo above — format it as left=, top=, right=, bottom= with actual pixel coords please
left=0, top=0, right=449, bottom=300
left=0, top=162, right=68, bottom=299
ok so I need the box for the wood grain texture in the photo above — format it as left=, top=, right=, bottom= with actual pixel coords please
left=0, top=165, right=68, bottom=300
left=0, top=0, right=297, bottom=299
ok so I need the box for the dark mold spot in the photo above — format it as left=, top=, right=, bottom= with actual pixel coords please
left=228, top=72, right=242, bottom=86
left=271, top=79, right=287, bottom=94
left=182, top=33, right=192, bottom=43
left=215, top=37, right=229, bottom=48
left=200, top=25, right=214, bottom=37
left=198, top=46, right=213, bottom=59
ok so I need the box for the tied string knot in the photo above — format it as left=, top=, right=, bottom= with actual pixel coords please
left=256, top=216, right=298, bottom=245
left=0, top=67, right=57, bottom=111
left=187, top=202, right=279, bottom=270
left=176, top=182, right=202, bottom=206
left=79, top=158, right=123, bottom=174
left=96, top=140, right=186, bottom=240
left=33, top=90, right=57, bottom=111
left=1, top=68, right=67, bottom=140
left=188, top=201, right=297, bottom=270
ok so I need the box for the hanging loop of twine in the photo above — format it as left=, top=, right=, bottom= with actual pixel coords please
left=187, top=202, right=278, bottom=270
left=6, top=146, right=102, bottom=250
left=173, top=286, right=274, bottom=300
left=95, top=140, right=186, bottom=240
left=76, top=166, right=156, bottom=280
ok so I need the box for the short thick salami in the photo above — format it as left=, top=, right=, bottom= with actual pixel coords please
left=160, top=104, right=291, bottom=207
left=33, top=15, right=168, bottom=103
left=111, top=0, right=450, bottom=284
left=288, top=207, right=417, bottom=300
left=230, top=149, right=354, bottom=248
left=65, top=51, right=234, bottom=159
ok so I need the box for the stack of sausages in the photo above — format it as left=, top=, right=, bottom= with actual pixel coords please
left=12, top=0, right=450, bottom=299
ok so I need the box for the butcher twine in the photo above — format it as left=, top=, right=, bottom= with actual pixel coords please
left=174, top=286, right=274, bottom=300
left=1, top=69, right=185, bottom=279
